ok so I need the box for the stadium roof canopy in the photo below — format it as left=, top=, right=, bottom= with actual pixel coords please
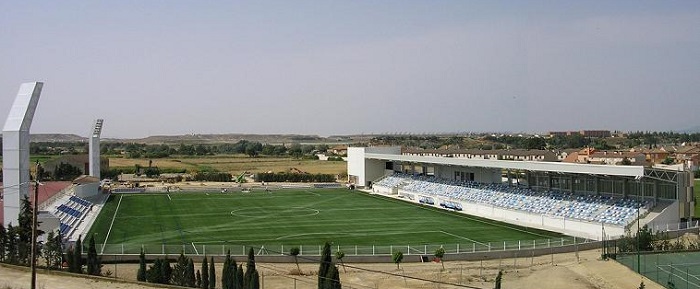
left=364, top=153, right=645, bottom=178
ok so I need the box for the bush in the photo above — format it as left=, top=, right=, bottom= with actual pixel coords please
left=193, top=172, right=232, bottom=182
left=254, top=172, right=335, bottom=183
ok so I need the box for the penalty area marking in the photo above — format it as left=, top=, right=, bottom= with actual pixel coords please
left=439, top=230, right=488, bottom=246
left=304, top=190, right=321, bottom=196
left=101, top=194, right=123, bottom=254
left=192, top=242, right=199, bottom=255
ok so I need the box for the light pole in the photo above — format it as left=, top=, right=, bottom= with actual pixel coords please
left=30, top=162, right=41, bottom=289
left=637, top=178, right=643, bottom=274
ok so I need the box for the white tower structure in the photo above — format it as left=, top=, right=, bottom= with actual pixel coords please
left=2, top=82, right=43, bottom=226
left=89, top=119, right=104, bottom=179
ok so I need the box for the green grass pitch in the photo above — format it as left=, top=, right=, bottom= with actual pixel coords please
left=87, top=188, right=567, bottom=255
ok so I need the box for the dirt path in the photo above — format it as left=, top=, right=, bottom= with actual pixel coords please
left=0, top=249, right=663, bottom=289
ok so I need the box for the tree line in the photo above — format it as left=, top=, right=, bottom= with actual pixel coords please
left=255, top=172, right=336, bottom=183
left=136, top=243, right=341, bottom=289
left=98, top=140, right=329, bottom=159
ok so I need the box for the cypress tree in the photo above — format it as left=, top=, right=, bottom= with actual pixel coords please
left=229, top=252, right=238, bottom=289
left=174, top=253, right=189, bottom=286
left=318, top=242, right=332, bottom=289
left=324, top=264, right=341, bottom=289
left=245, top=247, right=258, bottom=289
left=162, top=258, right=172, bottom=284
left=87, top=235, right=101, bottom=276
left=52, top=231, right=63, bottom=269
left=196, top=270, right=202, bottom=288
left=5, top=225, right=19, bottom=265
left=137, top=249, right=147, bottom=282
left=66, top=246, right=76, bottom=272
left=222, top=250, right=231, bottom=289
left=73, top=236, right=83, bottom=273
left=209, top=256, right=216, bottom=289
left=235, top=265, right=244, bottom=289
left=147, top=258, right=163, bottom=283
left=0, top=223, right=6, bottom=263
left=248, top=271, right=259, bottom=289
left=201, top=256, right=209, bottom=289
left=17, top=195, right=33, bottom=265
left=186, top=258, right=196, bottom=287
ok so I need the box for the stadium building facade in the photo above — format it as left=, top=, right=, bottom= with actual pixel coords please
left=348, top=147, right=694, bottom=240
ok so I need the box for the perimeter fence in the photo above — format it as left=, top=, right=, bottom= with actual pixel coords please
left=97, top=236, right=595, bottom=256
left=618, top=251, right=700, bottom=289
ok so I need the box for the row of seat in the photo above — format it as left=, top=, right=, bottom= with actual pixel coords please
left=57, top=204, right=83, bottom=218
left=59, top=223, right=71, bottom=236
left=53, top=195, right=94, bottom=240
left=69, top=195, right=92, bottom=207
left=375, top=174, right=649, bottom=227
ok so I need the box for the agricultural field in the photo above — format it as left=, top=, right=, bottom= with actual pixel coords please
left=88, top=188, right=566, bottom=255
left=108, top=155, right=346, bottom=175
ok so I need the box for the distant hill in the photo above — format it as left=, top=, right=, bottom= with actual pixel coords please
left=0, top=133, right=350, bottom=145
left=124, top=133, right=330, bottom=144
left=680, top=126, right=700, bottom=133
left=31, top=134, right=87, bottom=142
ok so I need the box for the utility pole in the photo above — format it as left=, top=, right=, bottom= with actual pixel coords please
left=30, top=162, right=41, bottom=289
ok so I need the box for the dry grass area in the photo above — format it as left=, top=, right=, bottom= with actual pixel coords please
left=0, top=249, right=664, bottom=289
left=108, top=155, right=347, bottom=175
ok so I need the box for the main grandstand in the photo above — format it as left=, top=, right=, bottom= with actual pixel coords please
left=348, top=147, right=695, bottom=240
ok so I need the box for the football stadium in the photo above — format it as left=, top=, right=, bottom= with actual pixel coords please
left=1, top=83, right=699, bottom=289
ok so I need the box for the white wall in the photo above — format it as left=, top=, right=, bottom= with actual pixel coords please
left=392, top=188, right=624, bottom=240
left=347, top=147, right=366, bottom=185
left=2, top=82, right=42, bottom=226
left=75, top=183, right=100, bottom=198
left=643, top=201, right=680, bottom=233
left=348, top=147, right=402, bottom=187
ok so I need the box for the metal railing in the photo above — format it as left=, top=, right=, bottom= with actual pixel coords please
left=97, top=236, right=595, bottom=256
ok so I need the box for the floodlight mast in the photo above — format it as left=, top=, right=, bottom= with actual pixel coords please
left=89, top=119, right=104, bottom=179
left=2, top=82, right=43, bottom=226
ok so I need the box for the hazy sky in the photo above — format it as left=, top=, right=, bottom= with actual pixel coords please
left=1, top=1, right=699, bottom=138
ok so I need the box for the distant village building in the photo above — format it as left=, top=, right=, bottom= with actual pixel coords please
left=639, top=145, right=700, bottom=171
left=548, top=130, right=611, bottom=138
left=402, top=148, right=558, bottom=162
left=330, top=145, right=348, bottom=155
left=562, top=148, right=645, bottom=165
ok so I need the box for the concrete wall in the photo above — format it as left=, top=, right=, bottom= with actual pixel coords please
left=89, top=119, right=104, bottom=179
left=2, top=82, right=42, bottom=226
left=347, top=147, right=366, bottom=185
left=643, top=201, right=681, bottom=233
left=38, top=212, right=60, bottom=234
left=75, top=182, right=100, bottom=198
left=435, top=165, right=501, bottom=183
left=347, top=147, right=401, bottom=187
left=395, top=188, right=624, bottom=240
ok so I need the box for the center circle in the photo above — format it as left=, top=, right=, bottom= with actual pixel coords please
left=230, top=206, right=320, bottom=218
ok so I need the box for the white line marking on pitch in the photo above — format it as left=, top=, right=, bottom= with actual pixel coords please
left=167, top=194, right=172, bottom=201
left=101, top=195, right=123, bottom=254
left=304, top=190, right=321, bottom=196
left=192, top=242, right=200, bottom=255
left=440, top=230, right=488, bottom=246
